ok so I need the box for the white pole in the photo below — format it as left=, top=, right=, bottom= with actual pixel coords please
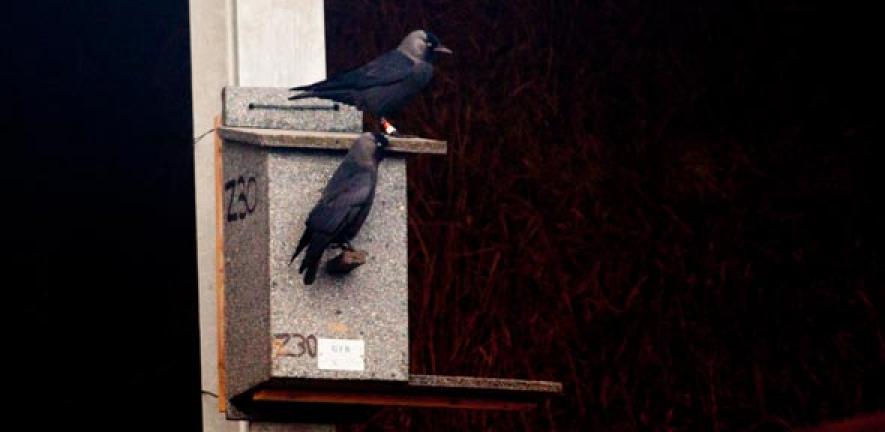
left=189, top=0, right=331, bottom=431
left=236, top=0, right=326, bottom=87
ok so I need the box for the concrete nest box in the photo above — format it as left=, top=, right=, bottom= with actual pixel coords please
left=219, top=87, right=560, bottom=421
left=220, top=88, right=446, bottom=407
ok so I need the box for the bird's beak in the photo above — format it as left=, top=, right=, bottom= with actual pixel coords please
left=433, top=45, right=453, bottom=55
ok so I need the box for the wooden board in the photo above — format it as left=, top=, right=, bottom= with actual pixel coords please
left=798, top=412, right=885, bottom=432
left=217, top=126, right=447, bottom=155
left=252, top=389, right=536, bottom=411
left=250, top=374, right=561, bottom=411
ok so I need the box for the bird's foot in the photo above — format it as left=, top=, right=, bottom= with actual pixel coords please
left=325, top=249, right=368, bottom=275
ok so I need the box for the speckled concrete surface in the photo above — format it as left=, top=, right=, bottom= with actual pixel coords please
left=222, top=108, right=447, bottom=412
left=224, top=139, right=412, bottom=404
left=224, top=141, right=272, bottom=399
left=268, top=149, right=409, bottom=381
left=408, top=374, right=563, bottom=394
left=224, top=87, right=362, bottom=132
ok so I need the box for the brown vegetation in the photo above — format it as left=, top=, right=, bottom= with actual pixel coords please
left=325, top=1, right=882, bottom=430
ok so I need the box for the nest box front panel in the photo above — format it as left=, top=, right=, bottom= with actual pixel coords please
left=267, top=150, right=409, bottom=381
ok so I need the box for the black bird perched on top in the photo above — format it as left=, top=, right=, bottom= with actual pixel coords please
left=289, top=133, right=389, bottom=285
left=288, top=30, right=452, bottom=135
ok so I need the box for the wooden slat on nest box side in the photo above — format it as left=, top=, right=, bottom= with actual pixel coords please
left=214, top=116, right=227, bottom=412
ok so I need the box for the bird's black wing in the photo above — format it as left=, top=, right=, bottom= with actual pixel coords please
left=292, top=50, right=416, bottom=92
left=306, top=169, right=375, bottom=236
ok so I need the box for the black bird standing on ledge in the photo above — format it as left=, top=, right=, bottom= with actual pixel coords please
left=289, top=30, right=452, bottom=136
left=289, top=133, right=389, bottom=285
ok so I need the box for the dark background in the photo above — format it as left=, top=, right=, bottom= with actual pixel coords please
left=5, top=0, right=883, bottom=431
left=5, top=1, right=199, bottom=430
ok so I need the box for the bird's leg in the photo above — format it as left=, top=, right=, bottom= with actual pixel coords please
left=329, top=241, right=355, bottom=251
left=380, top=117, right=398, bottom=135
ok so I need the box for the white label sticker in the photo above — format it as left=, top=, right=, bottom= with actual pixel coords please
left=317, top=338, right=365, bottom=371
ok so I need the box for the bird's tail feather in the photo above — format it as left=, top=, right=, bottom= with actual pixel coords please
left=288, top=80, right=333, bottom=99
left=290, top=79, right=349, bottom=92
left=289, top=229, right=312, bottom=265
left=303, top=262, right=319, bottom=285
left=299, top=233, right=331, bottom=285
left=288, top=89, right=355, bottom=105
left=287, top=92, right=314, bottom=101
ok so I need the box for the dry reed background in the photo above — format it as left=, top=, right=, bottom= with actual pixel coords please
left=324, top=1, right=882, bottom=430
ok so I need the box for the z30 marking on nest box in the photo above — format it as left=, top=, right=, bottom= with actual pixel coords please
left=272, top=333, right=318, bottom=358
left=224, top=175, right=258, bottom=222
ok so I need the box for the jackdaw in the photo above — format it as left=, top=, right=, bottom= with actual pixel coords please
left=289, top=30, right=451, bottom=135
left=289, top=132, right=389, bottom=285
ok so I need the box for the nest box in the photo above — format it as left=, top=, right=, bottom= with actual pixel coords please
left=219, top=87, right=559, bottom=420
